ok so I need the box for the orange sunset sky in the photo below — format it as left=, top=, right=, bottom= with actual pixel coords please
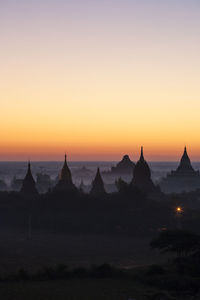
left=1, top=0, right=200, bottom=161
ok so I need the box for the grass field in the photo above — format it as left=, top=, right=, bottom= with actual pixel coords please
left=0, top=229, right=164, bottom=273
left=0, top=229, right=180, bottom=300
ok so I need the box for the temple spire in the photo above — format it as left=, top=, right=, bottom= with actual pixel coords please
left=96, top=167, right=100, bottom=177
left=28, top=161, right=31, bottom=172
left=90, top=167, right=106, bottom=196
left=54, top=154, right=76, bottom=191
left=140, top=146, right=144, bottom=161
left=177, top=146, right=194, bottom=172
left=60, top=154, right=72, bottom=181
left=160, top=146, right=200, bottom=193
left=131, top=147, right=156, bottom=192
left=184, top=146, right=187, bottom=154
left=20, top=161, right=38, bottom=195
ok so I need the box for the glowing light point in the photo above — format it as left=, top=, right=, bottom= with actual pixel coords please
left=176, top=207, right=182, bottom=213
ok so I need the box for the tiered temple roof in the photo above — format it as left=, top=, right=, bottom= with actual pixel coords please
left=160, top=147, right=200, bottom=193
left=175, top=147, right=197, bottom=174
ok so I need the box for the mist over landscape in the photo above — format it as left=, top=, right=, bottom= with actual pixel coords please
left=0, top=160, right=181, bottom=185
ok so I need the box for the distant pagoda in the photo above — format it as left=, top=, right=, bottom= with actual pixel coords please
left=110, top=154, right=135, bottom=174
left=20, top=162, right=38, bottom=195
left=131, top=147, right=156, bottom=192
left=90, top=168, right=106, bottom=196
left=102, top=154, right=135, bottom=185
left=160, top=147, right=200, bottom=193
left=54, top=154, right=76, bottom=191
left=176, top=146, right=196, bottom=173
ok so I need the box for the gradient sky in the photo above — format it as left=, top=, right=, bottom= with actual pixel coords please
left=1, top=0, right=200, bottom=161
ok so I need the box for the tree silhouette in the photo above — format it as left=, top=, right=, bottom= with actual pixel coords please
left=150, top=230, right=200, bottom=257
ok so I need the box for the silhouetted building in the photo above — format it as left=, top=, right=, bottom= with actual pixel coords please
left=105, top=154, right=135, bottom=175
left=20, top=162, right=38, bottom=195
left=54, top=154, right=76, bottom=191
left=102, top=154, right=135, bottom=185
left=131, top=147, right=156, bottom=192
left=176, top=146, right=197, bottom=173
left=160, top=147, right=200, bottom=193
left=73, top=166, right=93, bottom=177
left=90, top=168, right=106, bottom=196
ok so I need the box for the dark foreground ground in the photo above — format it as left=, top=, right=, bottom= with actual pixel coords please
left=0, top=229, right=164, bottom=273
left=0, top=229, right=163, bottom=299
left=1, top=278, right=200, bottom=300
left=0, top=279, right=172, bottom=300
left=1, top=230, right=200, bottom=299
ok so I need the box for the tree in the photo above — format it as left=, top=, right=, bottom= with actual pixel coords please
left=150, top=230, right=200, bottom=257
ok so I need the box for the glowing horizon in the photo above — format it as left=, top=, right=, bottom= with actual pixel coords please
left=1, top=0, right=200, bottom=161
left=0, top=146, right=199, bottom=162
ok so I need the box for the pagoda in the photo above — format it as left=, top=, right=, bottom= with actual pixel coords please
left=111, top=154, right=135, bottom=174
left=131, top=147, right=156, bottom=192
left=20, top=162, right=38, bottom=195
left=90, top=168, right=106, bottom=196
left=102, top=154, right=135, bottom=184
left=176, top=146, right=196, bottom=173
left=54, top=154, right=76, bottom=191
left=160, top=147, right=200, bottom=193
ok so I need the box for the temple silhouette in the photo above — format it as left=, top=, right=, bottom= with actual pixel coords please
left=131, top=147, right=157, bottom=193
left=54, top=154, right=76, bottom=191
left=160, top=147, right=200, bottom=193
left=2, top=147, right=200, bottom=196
left=20, top=161, right=38, bottom=195
left=104, top=155, right=135, bottom=175
left=90, top=168, right=106, bottom=196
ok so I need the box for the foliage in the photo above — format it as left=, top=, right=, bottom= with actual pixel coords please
left=150, top=230, right=200, bottom=257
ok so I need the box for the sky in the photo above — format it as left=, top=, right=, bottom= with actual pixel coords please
left=0, top=0, right=200, bottom=161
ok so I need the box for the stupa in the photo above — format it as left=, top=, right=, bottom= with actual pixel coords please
left=131, top=147, right=156, bottom=193
left=54, top=154, right=76, bottom=191
left=90, top=168, right=106, bottom=196
left=110, top=155, right=135, bottom=174
left=160, top=147, right=200, bottom=193
left=20, top=162, right=38, bottom=195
